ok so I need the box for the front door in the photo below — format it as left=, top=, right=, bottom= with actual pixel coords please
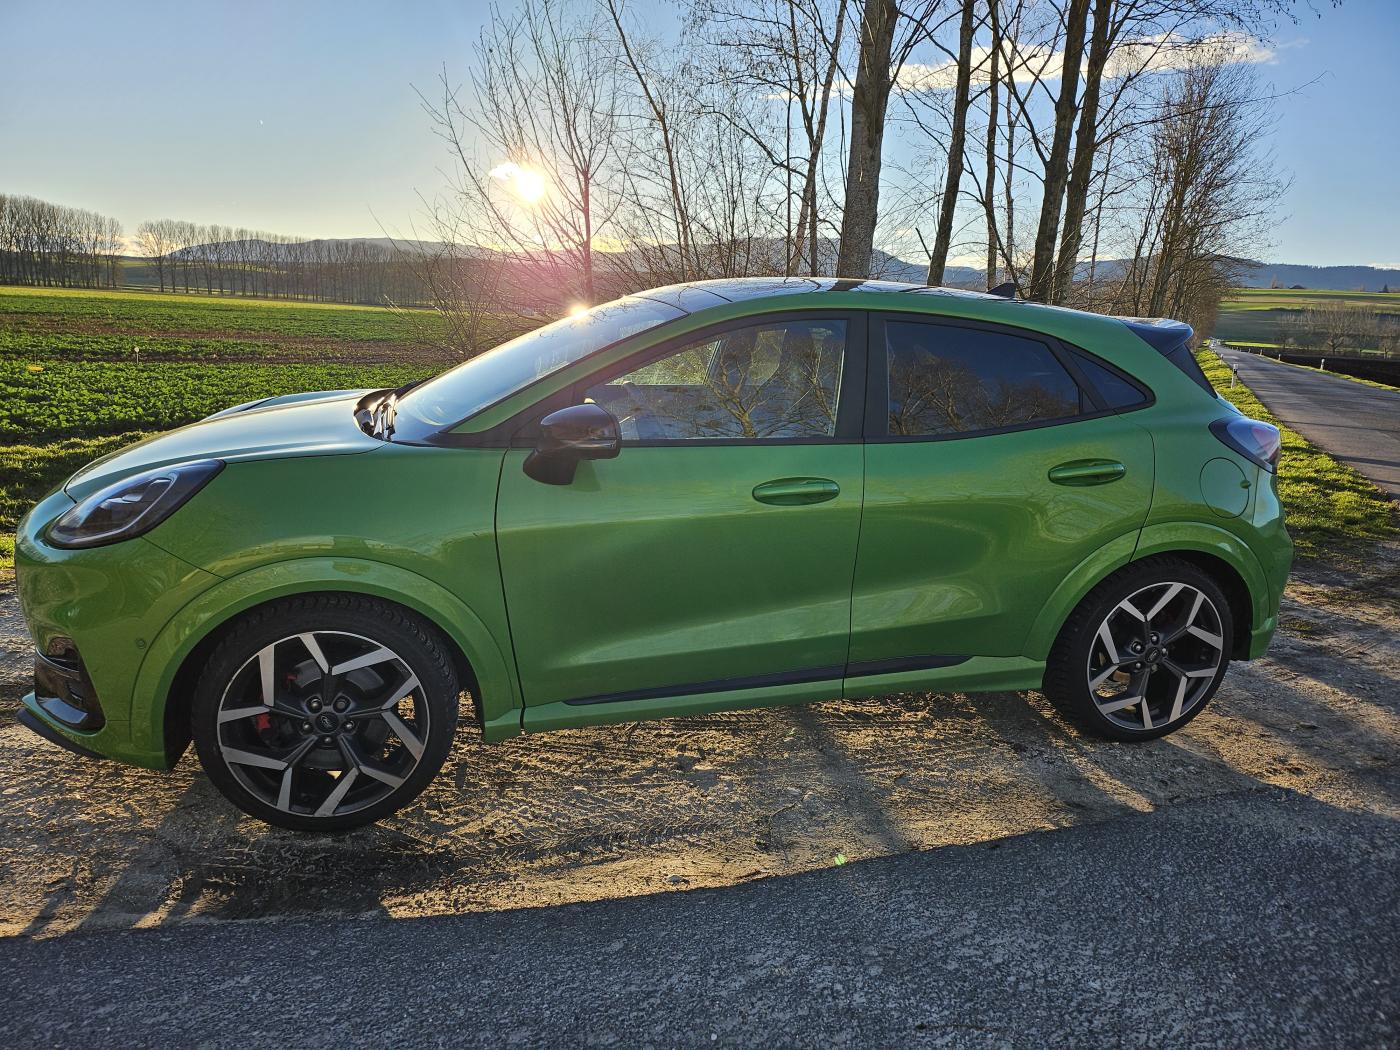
left=496, top=312, right=865, bottom=711
left=850, top=313, right=1156, bottom=666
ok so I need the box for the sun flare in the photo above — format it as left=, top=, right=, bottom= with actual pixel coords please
left=489, top=161, right=547, bottom=204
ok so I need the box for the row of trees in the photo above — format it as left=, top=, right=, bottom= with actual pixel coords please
left=421, top=0, right=1303, bottom=350
left=132, top=220, right=425, bottom=303
left=0, top=194, right=124, bottom=288
left=0, top=197, right=431, bottom=305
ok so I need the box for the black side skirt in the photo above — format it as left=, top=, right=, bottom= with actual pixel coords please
left=561, top=654, right=968, bottom=707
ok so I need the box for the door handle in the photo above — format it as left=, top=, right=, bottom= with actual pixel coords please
left=752, top=477, right=841, bottom=506
left=1048, top=459, right=1127, bottom=486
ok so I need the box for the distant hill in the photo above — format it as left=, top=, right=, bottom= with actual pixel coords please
left=1233, top=262, right=1400, bottom=292
left=149, top=236, right=1400, bottom=294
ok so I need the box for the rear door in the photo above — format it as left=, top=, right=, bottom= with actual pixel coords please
left=849, top=313, right=1155, bottom=668
left=495, top=311, right=866, bottom=711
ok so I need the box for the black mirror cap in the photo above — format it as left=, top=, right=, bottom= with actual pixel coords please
left=524, top=403, right=622, bottom=485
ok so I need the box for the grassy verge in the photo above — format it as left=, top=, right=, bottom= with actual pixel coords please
left=1197, top=348, right=1398, bottom=556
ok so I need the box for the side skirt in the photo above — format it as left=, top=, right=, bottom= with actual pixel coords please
left=519, top=655, right=1046, bottom=734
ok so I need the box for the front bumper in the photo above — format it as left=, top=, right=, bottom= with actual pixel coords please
left=14, top=489, right=222, bottom=769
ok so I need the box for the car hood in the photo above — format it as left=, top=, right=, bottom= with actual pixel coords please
left=65, top=389, right=382, bottom=500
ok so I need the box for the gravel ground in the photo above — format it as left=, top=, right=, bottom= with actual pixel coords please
left=2, top=542, right=1397, bottom=939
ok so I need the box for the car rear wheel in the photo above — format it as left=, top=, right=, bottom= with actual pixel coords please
left=1044, top=559, right=1232, bottom=741
left=191, top=595, right=459, bottom=831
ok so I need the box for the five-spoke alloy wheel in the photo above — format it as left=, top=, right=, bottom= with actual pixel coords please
left=192, top=595, right=459, bottom=830
left=1045, top=559, right=1234, bottom=740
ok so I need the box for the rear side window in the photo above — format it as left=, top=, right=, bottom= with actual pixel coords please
left=1070, top=349, right=1151, bottom=410
left=883, top=321, right=1083, bottom=437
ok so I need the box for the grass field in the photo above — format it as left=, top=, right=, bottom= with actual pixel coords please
left=1221, top=288, right=1400, bottom=312
left=0, top=285, right=489, bottom=362
left=1196, top=348, right=1398, bottom=555
left=1213, top=286, right=1400, bottom=351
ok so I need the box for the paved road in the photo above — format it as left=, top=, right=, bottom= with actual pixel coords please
left=3, top=781, right=1397, bottom=1049
left=1216, top=347, right=1400, bottom=498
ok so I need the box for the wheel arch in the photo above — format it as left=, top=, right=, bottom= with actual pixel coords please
left=1026, top=522, right=1270, bottom=664
left=133, top=557, right=522, bottom=768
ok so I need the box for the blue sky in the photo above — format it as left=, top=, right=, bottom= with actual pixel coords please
left=0, top=0, right=1395, bottom=267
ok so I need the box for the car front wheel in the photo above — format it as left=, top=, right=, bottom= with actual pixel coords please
left=1044, top=559, right=1233, bottom=741
left=191, top=594, right=459, bottom=831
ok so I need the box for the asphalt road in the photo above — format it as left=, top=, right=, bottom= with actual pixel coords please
left=1216, top=347, right=1400, bottom=497
left=2, top=780, right=1396, bottom=1049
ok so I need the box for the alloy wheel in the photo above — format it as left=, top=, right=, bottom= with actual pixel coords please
left=1085, top=581, right=1225, bottom=732
left=215, top=630, right=429, bottom=820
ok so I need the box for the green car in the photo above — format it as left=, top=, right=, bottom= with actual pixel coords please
left=15, top=279, right=1291, bottom=830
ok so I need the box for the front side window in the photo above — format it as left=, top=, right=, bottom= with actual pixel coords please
left=884, top=320, right=1083, bottom=437
left=584, top=318, right=847, bottom=441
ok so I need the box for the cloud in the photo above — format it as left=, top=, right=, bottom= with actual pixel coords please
left=894, top=30, right=1273, bottom=95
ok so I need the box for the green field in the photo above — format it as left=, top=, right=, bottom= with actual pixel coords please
left=1213, top=287, right=1400, bottom=352
left=0, top=285, right=483, bottom=362
left=0, top=286, right=492, bottom=565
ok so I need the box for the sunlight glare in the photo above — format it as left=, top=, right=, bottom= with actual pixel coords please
left=489, top=161, right=547, bottom=204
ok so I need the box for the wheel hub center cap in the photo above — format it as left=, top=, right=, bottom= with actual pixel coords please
left=1145, top=648, right=1162, bottom=664
left=314, top=712, right=340, bottom=733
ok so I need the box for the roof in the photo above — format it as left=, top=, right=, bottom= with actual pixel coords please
left=634, top=277, right=1002, bottom=313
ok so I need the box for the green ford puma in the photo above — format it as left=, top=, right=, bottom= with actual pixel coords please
left=15, top=278, right=1292, bottom=830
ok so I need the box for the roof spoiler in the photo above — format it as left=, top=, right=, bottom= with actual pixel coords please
left=1121, top=316, right=1194, bottom=354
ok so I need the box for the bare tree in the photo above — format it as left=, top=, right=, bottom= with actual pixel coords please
left=926, top=0, right=978, bottom=285
left=835, top=0, right=899, bottom=277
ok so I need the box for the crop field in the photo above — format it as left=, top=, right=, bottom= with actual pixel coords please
left=0, top=286, right=486, bottom=565
left=1213, top=287, right=1400, bottom=351
left=0, top=285, right=509, bottom=362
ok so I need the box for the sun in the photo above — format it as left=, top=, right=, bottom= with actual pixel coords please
left=489, top=161, right=547, bottom=204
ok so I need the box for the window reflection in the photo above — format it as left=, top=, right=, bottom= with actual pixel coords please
left=586, top=320, right=846, bottom=441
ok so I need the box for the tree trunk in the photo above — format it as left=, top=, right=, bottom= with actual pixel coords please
left=927, top=0, right=978, bottom=286
left=1051, top=0, right=1113, bottom=304
left=836, top=0, right=898, bottom=278
left=1025, top=0, right=1090, bottom=302
left=984, top=0, right=1000, bottom=290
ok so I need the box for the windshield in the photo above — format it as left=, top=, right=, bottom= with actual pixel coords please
left=395, top=295, right=686, bottom=432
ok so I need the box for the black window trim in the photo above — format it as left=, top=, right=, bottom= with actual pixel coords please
left=509, top=308, right=870, bottom=448
left=864, top=311, right=1150, bottom=444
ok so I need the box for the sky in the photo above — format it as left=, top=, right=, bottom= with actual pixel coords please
left=1, top=0, right=1396, bottom=268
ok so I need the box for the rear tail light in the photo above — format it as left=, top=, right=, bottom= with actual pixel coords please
left=1210, top=416, right=1281, bottom=472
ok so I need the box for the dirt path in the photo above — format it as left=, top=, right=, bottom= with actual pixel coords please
left=2, top=543, right=1398, bottom=938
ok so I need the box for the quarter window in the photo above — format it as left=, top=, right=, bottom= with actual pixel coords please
left=1070, top=349, right=1150, bottom=410
left=584, top=319, right=847, bottom=441
left=884, top=321, right=1083, bottom=437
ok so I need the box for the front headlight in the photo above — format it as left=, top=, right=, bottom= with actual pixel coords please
left=47, top=460, right=224, bottom=549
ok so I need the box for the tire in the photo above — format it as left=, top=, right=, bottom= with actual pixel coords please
left=191, top=594, right=459, bottom=831
left=1043, top=557, right=1233, bottom=741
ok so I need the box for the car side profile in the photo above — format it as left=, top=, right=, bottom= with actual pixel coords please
left=15, top=278, right=1292, bottom=830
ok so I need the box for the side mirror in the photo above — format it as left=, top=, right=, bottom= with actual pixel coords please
left=524, top=403, right=622, bottom=485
